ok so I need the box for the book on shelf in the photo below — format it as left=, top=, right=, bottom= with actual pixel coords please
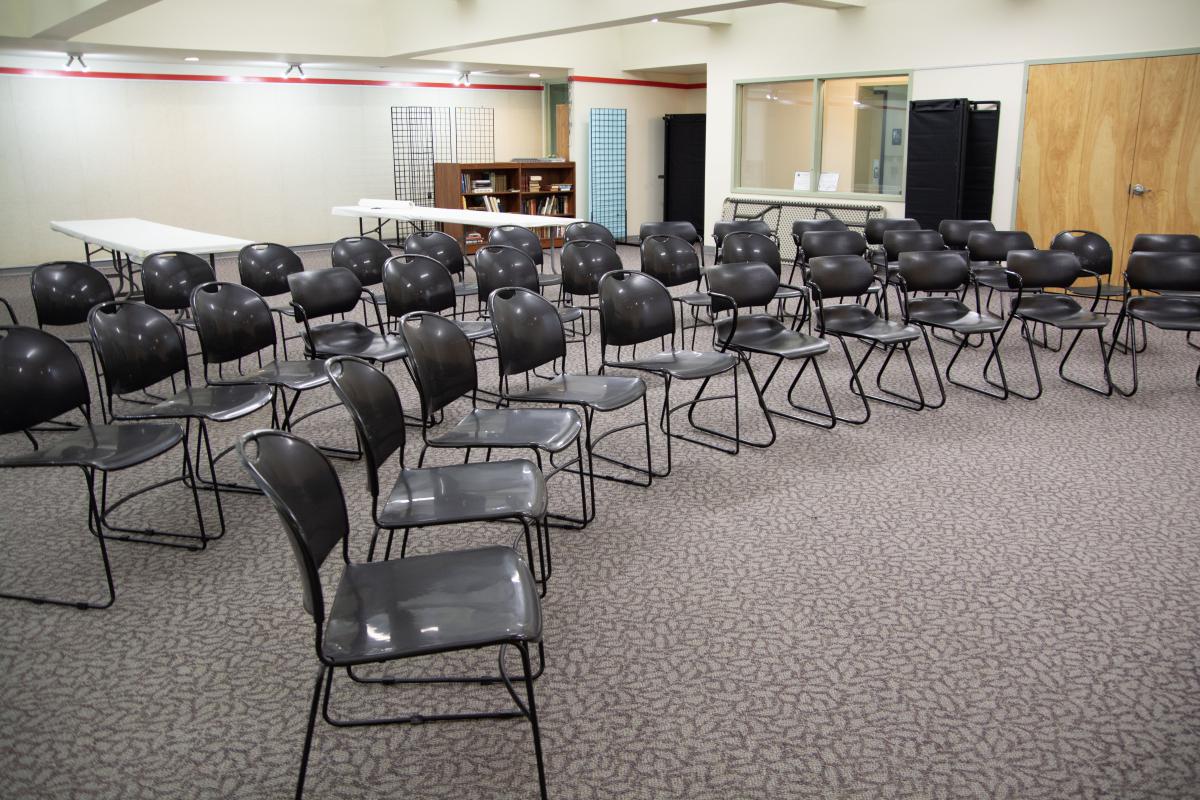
left=550, top=183, right=573, bottom=191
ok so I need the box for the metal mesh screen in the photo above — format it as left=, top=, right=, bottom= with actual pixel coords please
left=453, top=107, right=495, bottom=162
left=720, top=197, right=885, bottom=262
left=389, top=106, right=452, bottom=240
left=589, top=108, right=627, bottom=239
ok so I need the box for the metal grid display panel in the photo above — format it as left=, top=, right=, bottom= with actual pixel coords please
left=589, top=108, right=627, bottom=239
left=390, top=106, right=452, bottom=238
left=720, top=197, right=885, bottom=262
left=453, top=107, right=495, bottom=162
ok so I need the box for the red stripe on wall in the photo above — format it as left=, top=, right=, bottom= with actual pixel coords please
left=0, top=66, right=544, bottom=91
left=569, top=75, right=706, bottom=90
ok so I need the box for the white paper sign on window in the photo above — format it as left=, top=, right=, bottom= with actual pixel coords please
left=792, top=171, right=812, bottom=192
left=817, top=172, right=840, bottom=192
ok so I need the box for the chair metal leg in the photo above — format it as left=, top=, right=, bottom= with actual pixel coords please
left=847, top=338, right=929, bottom=412
left=295, top=665, right=326, bottom=800
left=944, top=328, right=1010, bottom=400
left=1058, top=328, right=1113, bottom=396
left=1105, top=309, right=1139, bottom=397
left=986, top=317, right=1043, bottom=400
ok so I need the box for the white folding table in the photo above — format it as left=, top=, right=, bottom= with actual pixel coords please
left=50, top=218, right=253, bottom=296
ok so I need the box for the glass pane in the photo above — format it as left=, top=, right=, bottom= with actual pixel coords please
left=737, top=80, right=814, bottom=190
left=819, top=76, right=908, bottom=194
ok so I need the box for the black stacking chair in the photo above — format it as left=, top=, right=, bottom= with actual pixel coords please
left=1106, top=251, right=1200, bottom=395
left=806, top=255, right=930, bottom=423
left=397, top=311, right=587, bottom=537
left=897, top=250, right=1008, bottom=402
left=712, top=218, right=776, bottom=263
left=0, top=326, right=206, bottom=608
left=488, top=225, right=561, bottom=292
left=189, top=282, right=343, bottom=455
left=640, top=234, right=713, bottom=347
left=288, top=267, right=407, bottom=365
left=640, top=221, right=704, bottom=264
left=489, top=287, right=651, bottom=519
left=382, top=254, right=492, bottom=341
left=938, top=219, right=995, bottom=251
left=597, top=270, right=740, bottom=475
left=992, top=249, right=1112, bottom=399
left=560, top=239, right=623, bottom=333
left=236, top=429, right=547, bottom=800
left=238, top=242, right=304, bottom=355
left=864, top=217, right=919, bottom=269
left=706, top=261, right=835, bottom=439
left=1050, top=230, right=1130, bottom=351
left=404, top=230, right=475, bottom=311
left=89, top=301, right=273, bottom=538
left=967, top=229, right=1037, bottom=316
left=331, top=236, right=392, bottom=331
left=325, top=355, right=547, bottom=576
left=796, top=230, right=876, bottom=324
left=719, top=231, right=805, bottom=317
left=141, top=251, right=214, bottom=348
left=564, top=221, right=617, bottom=249
left=1131, top=234, right=1200, bottom=349
left=791, top=218, right=848, bottom=279
left=879, top=229, right=948, bottom=281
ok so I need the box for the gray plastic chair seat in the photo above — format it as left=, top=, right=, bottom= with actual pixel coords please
left=1158, top=289, right=1200, bottom=298
left=608, top=349, right=737, bottom=380
left=455, top=319, right=494, bottom=340
left=379, top=459, right=547, bottom=529
left=304, top=320, right=408, bottom=361
left=677, top=292, right=712, bottom=307
left=322, top=545, right=541, bottom=665
left=505, top=373, right=646, bottom=412
left=1066, top=282, right=1125, bottom=299
left=1127, top=296, right=1200, bottom=331
left=0, top=422, right=183, bottom=471
left=429, top=407, right=583, bottom=452
left=454, top=282, right=479, bottom=297
left=822, top=305, right=920, bottom=343
left=139, top=384, right=273, bottom=422
left=558, top=306, right=584, bottom=325
left=538, top=274, right=562, bottom=288
left=906, top=297, right=1004, bottom=334
left=1012, top=295, right=1107, bottom=329
left=714, top=315, right=829, bottom=359
left=221, top=359, right=330, bottom=392
left=973, top=267, right=1013, bottom=291
left=774, top=286, right=805, bottom=301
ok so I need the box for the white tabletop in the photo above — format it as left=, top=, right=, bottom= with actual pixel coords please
left=50, top=218, right=254, bottom=261
left=333, top=199, right=582, bottom=230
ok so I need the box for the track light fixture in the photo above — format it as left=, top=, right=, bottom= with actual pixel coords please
left=284, top=62, right=305, bottom=79
left=65, top=53, right=87, bottom=71
left=455, top=71, right=471, bottom=86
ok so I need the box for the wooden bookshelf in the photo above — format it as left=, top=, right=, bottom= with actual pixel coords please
left=433, top=161, right=576, bottom=253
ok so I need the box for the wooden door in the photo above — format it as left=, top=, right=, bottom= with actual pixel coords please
left=1121, top=54, right=1200, bottom=255
left=555, top=104, right=570, bottom=160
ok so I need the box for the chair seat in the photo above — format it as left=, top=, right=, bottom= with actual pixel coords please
left=304, top=321, right=408, bottom=363
left=538, top=274, right=562, bottom=288
left=1012, top=295, right=1108, bottom=329
left=774, top=286, right=804, bottom=301
left=430, top=407, right=582, bottom=452
left=907, top=297, right=1004, bottom=334
left=456, top=319, right=494, bottom=340
left=1128, top=296, right=1200, bottom=331
left=821, top=304, right=920, bottom=343
left=0, top=422, right=183, bottom=471
left=323, top=545, right=541, bottom=666
left=140, top=383, right=273, bottom=422
left=608, top=349, right=737, bottom=380
left=379, top=459, right=546, bottom=529
left=506, top=373, right=646, bottom=411
left=454, top=282, right=479, bottom=298
left=219, top=359, right=330, bottom=391
left=714, top=315, right=829, bottom=359
left=1065, top=282, right=1126, bottom=299
left=558, top=306, right=584, bottom=325
left=676, top=292, right=712, bottom=307
left=972, top=267, right=1014, bottom=292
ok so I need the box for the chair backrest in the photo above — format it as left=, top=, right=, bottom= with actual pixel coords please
left=475, top=245, right=540, bottom=301
left=288, top=267, right=363, bottom=320
left=719, top=232, right=782, bottom=276
left=897, top=250, right=970, bottom=293
left=331, top=236, right=391, bottom=287
left=597, top=270, right=676, bottom=349
left=382, top=254, right=454, bottom=319
left=705, top=261, right=779, bottom=310
left=713, top=219, right=773, bottom=248
left=325, top=356, right=407, bottom=499
left=0, top=326, right=90, bottom=434
left=883, top=229, right=946, bottom=260
left=1049, top=230, right=1113, bottom=277
left=1130, top=233, right=1200, bottom=254
left=488, top=225, right=544, bottom=268
left=1126, top=251, right=1200, bottom=292
left=800, top=230, right=868, bottom=259
left=237, top=243, right=303, bottom=298
left=807, top=255, right=876, bottom=300
left=564, top=221, right=617, bottom=249
left=88, top=300, right=187, bottom=396
left=488, top=287, right=565, bottom=376
left=561, top=240, right=622, bottom=297
left=864, top=217, right=919, bottom=245
left=967, top=230, right=1036, bottom=263
left=640, top=221, right=700, bottom=245
left=29, top=261, right=114, bottom=328
left=404, top=231, right=466, bottom=279
left=396, top=311, right=477, bottom=418
left=237, top=429, right=348, bottom=624
left=938, top=219, right=995, bottom=249
left=792, top=218, right=847, bottom=245
left=190, top=281, right=277, bottom=365
left=1006, top=249, right=1081, bottom=290
left=640, top=234, right=700, bottom=287
left=142, top=251, right=215, bottom=312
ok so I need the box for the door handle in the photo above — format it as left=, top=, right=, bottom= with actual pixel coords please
left=1130, top=183, right=1151, bottom=196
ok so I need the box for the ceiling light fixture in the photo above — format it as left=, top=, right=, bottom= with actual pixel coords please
left=183, top=56, right=199, bottom=62
left=65, top=53, right=87, bottom=71
left=529, top=72, right=541, bottom=79
left=284, top=62, right=305, bottom=79
left=650, top=17, right=659, bottom=23
left=455, top=71, right=472, bottom=86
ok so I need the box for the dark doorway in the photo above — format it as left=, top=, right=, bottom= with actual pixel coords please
left=663, top=114, right=705, bottom=233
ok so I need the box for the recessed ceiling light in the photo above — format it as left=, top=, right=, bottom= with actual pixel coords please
left=183, top=56, right=199, bottom=62
left=529, top=72, right=541, bottom=78
left=651, top=17, right=659, bottom=22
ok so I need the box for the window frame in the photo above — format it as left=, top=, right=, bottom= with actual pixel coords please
left=733, top=69, right=913, bottom=202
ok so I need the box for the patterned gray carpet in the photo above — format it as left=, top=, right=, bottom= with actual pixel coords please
left=1, top=246, right=1197, bottom=799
